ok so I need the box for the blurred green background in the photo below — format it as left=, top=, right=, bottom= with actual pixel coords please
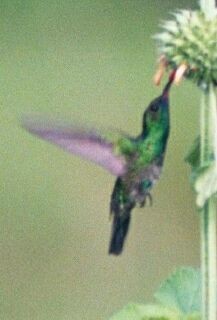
left=1, top=0, right=200, bottom=319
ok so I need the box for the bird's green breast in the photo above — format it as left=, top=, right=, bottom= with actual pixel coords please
left=116, top=123, right=169, bottom=170
left=137, top=123, right=169, bottom=167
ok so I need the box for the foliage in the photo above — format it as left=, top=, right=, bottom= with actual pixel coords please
left=185, top=85, right=217, bottom=208
left=109, top=267, right=201, bottom=320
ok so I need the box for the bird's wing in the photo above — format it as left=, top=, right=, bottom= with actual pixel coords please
left=22, top=116, right=127, bottom=176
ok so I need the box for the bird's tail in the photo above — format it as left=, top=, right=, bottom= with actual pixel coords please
left=109, top=211, right=131, bottom=255
left=109, top=178, right=134, bottom=255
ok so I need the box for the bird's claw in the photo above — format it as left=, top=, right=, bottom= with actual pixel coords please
left=139, top=192, right=153, bottom=208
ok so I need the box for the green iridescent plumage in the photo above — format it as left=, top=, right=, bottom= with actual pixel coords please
left=115, top=111, right=169, bottom=167
left=109, top=80, right=172, bottom=255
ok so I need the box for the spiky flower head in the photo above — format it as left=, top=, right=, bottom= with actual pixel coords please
left=155, top=10, right=217, bottom=89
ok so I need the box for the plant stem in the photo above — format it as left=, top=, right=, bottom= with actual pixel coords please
left=200, top=83, right=217, bottom=320
left=200, top=0, right=217, bottom=19
left=200, top=200, right=217, bottom=320
left=200, top=4, right=217, bottom=320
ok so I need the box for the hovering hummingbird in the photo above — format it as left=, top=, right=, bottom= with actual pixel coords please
left=22, top=75, right=174, bottom=255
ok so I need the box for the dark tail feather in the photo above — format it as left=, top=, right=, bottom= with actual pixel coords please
left=109, top=212, right=131, bottom=255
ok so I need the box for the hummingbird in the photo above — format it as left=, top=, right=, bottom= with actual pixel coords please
left=22, top=75, right=173, bottom=256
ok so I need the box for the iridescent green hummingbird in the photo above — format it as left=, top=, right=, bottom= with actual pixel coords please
left=22, top=76, right=173, bottom=255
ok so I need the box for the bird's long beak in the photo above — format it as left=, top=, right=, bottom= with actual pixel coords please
left=162, top=70, right=176, bottom=99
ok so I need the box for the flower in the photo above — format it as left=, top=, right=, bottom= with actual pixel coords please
left=154, top=10, right=217, bottom=89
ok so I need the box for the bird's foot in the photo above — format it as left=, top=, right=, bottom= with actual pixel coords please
left=139, top=192, right=153, bottom=208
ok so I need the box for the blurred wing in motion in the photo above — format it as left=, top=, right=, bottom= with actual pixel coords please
left=22, top=116, right=127, bottom=176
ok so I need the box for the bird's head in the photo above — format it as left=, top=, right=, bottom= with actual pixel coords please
left=142, top=74, right=174, bottom=134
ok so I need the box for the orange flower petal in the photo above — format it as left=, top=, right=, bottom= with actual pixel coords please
left=153, top=55, right=168, bottom=86
left=174, top=64, right=188, bottom=84
left=153, top=67, right=165, bottom=86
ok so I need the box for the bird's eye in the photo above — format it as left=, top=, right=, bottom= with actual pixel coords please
left=150, top=103, right=159, bottom=112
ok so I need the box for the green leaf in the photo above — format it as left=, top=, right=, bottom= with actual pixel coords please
left=185, top=137, right=214, bottom=171
left=185, top=143, right=217, bottom=207
left=182, top=313, right=201, bottom=320
left=185, top=85, right=217, bottom=207
left=194, top=163, right=217, bottom=207
left=155, top=267, right=201, bottom=314
left=109, top=303, right=180, bottom=320
left=185, top=137, right=200, bottom=168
